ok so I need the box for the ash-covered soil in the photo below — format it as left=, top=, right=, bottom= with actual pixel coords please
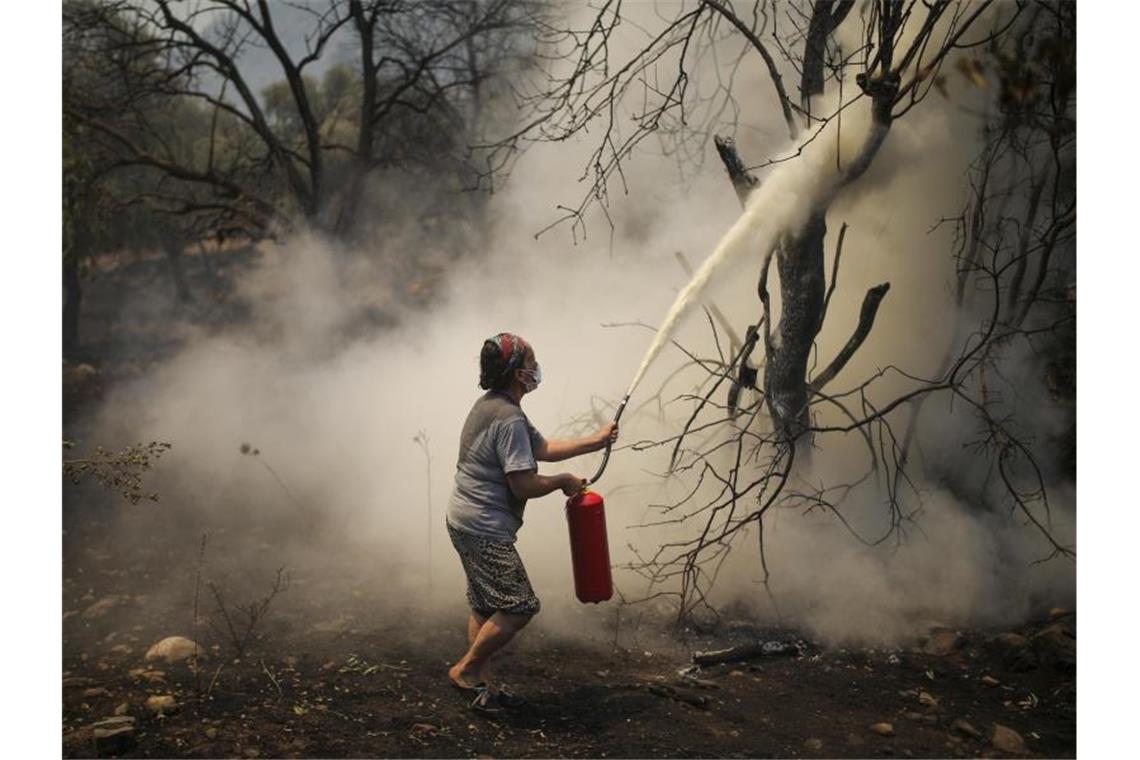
left=63, top=513, right=1075, bottom=759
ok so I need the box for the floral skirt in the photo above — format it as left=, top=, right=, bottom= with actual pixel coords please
left=447, top=523, right=541, bottom=617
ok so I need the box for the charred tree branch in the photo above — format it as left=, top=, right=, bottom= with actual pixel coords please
left=810, top=282, right=890, bottom=393
left=701, top=0, right=800, bottom=138
left=714, top=135, right=759, bottom=204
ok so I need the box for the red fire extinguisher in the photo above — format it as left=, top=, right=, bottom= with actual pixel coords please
left=566, top=489, right=613, bottom=603
left=565, top=395, right=629, bottom=604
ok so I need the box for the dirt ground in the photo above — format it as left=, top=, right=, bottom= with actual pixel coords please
left=62, top=509, right=1076, bottom=759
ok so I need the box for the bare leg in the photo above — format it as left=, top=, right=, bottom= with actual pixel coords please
left=460, top=610, right=488, bottom=684
left=449, top=611, right=531, bottom=688
left=467, top=610, right=486, bottom=646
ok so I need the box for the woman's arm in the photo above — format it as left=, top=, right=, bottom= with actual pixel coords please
left=534, top=423, right=619, bottom=462
left=506, top=470, right=585, bottom=499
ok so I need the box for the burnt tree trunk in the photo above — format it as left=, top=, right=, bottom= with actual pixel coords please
left=335, top=1, right=380, bottom=240
left=711, top=14, right=900, bottom=460
left=765, top=212, right=827, bottom=453
left=715, top=137, right=827, bottom=455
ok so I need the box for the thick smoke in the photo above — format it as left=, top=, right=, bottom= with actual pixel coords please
left=78, top=4, right=1073, bottom=648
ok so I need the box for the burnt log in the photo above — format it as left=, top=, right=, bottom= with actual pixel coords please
left=692, top=640, right=800, bottom=666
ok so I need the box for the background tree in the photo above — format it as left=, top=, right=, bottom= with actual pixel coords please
left=63, top=0, right=205, bottom=355
left=62, top=0, right=544, bottom=354
left=65, top=0, right=542, bottom=237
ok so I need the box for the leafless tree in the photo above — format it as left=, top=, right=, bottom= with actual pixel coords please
left=492, top=0, right=997, bottom=448
left=516, top=1, right=1073, bottom=622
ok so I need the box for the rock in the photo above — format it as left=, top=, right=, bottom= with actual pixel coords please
left=1031, top=622, right=1076, bottom=673
left=804, top=737, right=824, bottom=751
left=145, top=694, right=179, bottom=716
left=902, top=711, right=937, bottom=725
left=918, top=691, right=940, bottom=710
left=127, top=667, right=167, bottom=685
left=82, top=596, right=126, bottom=620
left=990, top=632, right=1028, bottom=648
left=206, top=727, right=219, bottom=740
left=990, top=723, right=1027, bottom=754
left=922, top=630, right=964, bottom=656
left=83, top=687, right=108, bottom=698
left=108, top=644, right=133, bottom=657
left=980, top=675, right=1001, bottom=687
left=145, top=636, right=205, bottom=664
left=90, top=716, right=136, bottom=756
left=988, top=633, right=1038, bottom=672
left=870, top=722, right=895, bottom=737
left=1047, top=607, right=1072, bottom=621
left=951, top=718, right=982, bottom=739
left=113, top=702, right=130, bottom=716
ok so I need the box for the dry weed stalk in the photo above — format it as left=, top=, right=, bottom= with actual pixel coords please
left=207, top=566, right=290, bottom=659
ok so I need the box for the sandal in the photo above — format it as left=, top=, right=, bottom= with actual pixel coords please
left=495, top=685, right=528, bottom=709
left=469, top=684, right=504, bottom=714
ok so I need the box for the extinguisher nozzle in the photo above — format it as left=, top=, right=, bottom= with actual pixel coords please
left=587, top=393, right=631, bottom=486
left=613, top=394, right=631, bottom=425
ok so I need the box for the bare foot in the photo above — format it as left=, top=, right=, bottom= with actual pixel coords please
left=448, top=662, right=481, bottom=690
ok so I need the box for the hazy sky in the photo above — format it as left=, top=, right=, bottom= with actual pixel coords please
left=173, top=1, right=356, bottom=103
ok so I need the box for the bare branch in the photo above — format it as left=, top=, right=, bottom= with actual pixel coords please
left=810, top=282, right=890, bottom=393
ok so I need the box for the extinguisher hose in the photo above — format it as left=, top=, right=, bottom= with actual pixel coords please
left=586, top=394, right=630, bottom=486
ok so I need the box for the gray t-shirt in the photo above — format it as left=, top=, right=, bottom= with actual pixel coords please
left=446, top=391, right=546, bottom=542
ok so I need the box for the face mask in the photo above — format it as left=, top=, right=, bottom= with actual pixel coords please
left=520, top=365, right=542, bottom=392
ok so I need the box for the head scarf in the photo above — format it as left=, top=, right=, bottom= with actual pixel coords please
left=489, top=332, right=529, bottom=375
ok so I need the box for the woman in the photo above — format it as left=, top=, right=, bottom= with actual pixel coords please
left=445, top=332, right=618, bottom=712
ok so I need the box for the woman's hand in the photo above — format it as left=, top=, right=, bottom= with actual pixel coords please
left=595, top=422, right=619, bottom=451
left=559, top=473, right=587, bottom=496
